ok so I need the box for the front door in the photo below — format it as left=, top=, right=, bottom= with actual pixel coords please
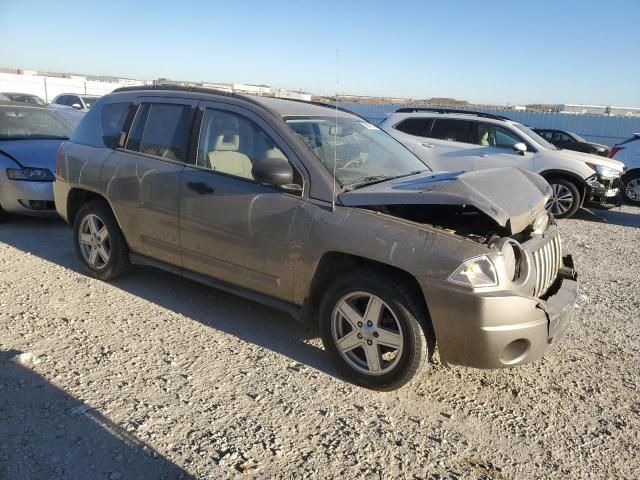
left=473, top=122, right=535, bottom=171
left=179, top=101, right=304, bottom=301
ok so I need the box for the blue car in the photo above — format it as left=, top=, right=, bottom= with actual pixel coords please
left=0, top=101, right=73, bottom=221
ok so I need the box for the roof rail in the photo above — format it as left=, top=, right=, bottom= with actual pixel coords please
left=395, top=107, right=511, bottom=121
left=112, top=83, right=240, bottom=98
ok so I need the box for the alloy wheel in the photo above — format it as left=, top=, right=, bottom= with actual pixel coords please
left=78, top=214, right=110, bottom=269
left=546, top=184, right=574, bottom=216
left=331, top=291, right=404, bottom=376
left=625, top=178, right=640, bottom=202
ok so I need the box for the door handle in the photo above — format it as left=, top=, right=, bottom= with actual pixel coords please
left=419, top=143, right=434, bottom=149
left=187, top=181, right=214, bottom=195
left=479, top=154, right=489, bottom=158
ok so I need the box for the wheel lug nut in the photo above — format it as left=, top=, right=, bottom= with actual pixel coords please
left=373, top=332, right=379, bottom=338
left=367, top=321, right=373, bottom=326
left=367, top=340, right=373, bottom=346
left=357, top=333, right=362, bottom=339
left=357, top=322, right=362, bottom=327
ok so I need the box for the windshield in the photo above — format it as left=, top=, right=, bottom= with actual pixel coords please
left=81, top=96, right=100, bottom=109
left=6, top=94, right=47, bottom=106
left=0, top=107, right=73, bottom=140
left=285, top=116, right=429, bottom=187
left=512, top=123, right=558, bottom=150
left=571, top=132, right=587, bottom=143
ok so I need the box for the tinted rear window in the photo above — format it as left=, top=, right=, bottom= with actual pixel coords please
left=430, top=119, right=474, bottom=143
left=126, top=103, right=193, bottom=161
left=395, top=118, right=432, bottom=136
left=101, top=102, right=131, bottom=148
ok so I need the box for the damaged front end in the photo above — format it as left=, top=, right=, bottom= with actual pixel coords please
left=339, top=167, right=576, bottom=299
left=338, top=167, right=552, bottom=243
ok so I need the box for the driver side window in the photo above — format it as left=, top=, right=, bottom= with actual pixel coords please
left=477, top=123, right=525, bottom=149
left=196, top=108, right=289, bottom=181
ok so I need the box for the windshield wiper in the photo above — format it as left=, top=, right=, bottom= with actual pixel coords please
left=342, top=170, right=428, bottom=191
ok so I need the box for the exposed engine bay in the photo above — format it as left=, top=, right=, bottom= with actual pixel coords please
left=362, top=203, right=539, bottom=245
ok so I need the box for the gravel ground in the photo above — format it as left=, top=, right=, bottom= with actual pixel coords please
left=1, top=205, right=639, bottom=480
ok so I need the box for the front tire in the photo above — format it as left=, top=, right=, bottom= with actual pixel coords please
left=622, top=171, right=640, bottom=205
left=319, top=270, right=430, bottom=391
left=545, top=177, right=581, bottom=218
left=73, top=200, right=129, bottom=280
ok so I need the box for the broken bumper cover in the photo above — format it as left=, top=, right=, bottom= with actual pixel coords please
left=418, top=255, right=578, bottom=369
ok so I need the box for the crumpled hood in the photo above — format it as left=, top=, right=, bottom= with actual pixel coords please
left=555, top=148, right=624, bottom=172
left=0, top=139, right=63, bottom=169
left=338, top=167, right=552, bottom=234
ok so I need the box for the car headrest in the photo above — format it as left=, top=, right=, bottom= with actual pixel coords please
left=214, top=132, right=239, bottom=151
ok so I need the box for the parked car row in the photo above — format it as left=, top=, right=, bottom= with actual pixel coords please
left=3, top=87, right=635, bottom=390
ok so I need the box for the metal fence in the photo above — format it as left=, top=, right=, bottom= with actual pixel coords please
left=335, top=102, right=640, bottom=147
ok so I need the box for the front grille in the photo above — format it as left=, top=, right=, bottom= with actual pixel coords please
left=531, top=234, right=562, bottom=297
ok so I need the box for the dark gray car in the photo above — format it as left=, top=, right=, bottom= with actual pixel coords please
left=54, top=86, right=578, bottom=390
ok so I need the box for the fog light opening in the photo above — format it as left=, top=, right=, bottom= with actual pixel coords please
left=501, top=339, right=531, bottom=365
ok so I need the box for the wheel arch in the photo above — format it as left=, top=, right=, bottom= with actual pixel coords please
left=302, top=251, right=436, bottom=349
left=67, top=188, right=127, bottom=242
left=539, top=169, right=587, bottom=205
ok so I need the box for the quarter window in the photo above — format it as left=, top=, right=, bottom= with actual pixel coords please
left=196, top=108, right=290, bottom=182
left=477, top=123, right=524, bottom=149
left=126, top=103, right=193, bottom=161
left=100, top=102, right=131, bottom=148
left=430, top=119, right=474, bottom=143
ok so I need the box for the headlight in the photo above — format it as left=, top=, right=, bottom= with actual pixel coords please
left=448, top=255, right=498, bottom=288
left=586, top=163, right=621, bottom=179
left=6, top=168, right=55, bottom=182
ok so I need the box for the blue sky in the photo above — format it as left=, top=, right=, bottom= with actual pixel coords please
left=1, top=0, right=639, bottom=105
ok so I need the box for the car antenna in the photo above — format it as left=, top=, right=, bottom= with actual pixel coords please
left=332, top=49, right=339, bottom=213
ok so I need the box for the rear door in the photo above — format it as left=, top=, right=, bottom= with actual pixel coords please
left=424, top=118, right=478, bottom=171
left=473, top=122, right=535, bottom=171
left=102, top=96, right=197, bottom=266
left=179, top=100, right=304, bottom=301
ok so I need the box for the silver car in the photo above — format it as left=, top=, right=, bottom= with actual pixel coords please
left=54, top=87, right=579, bottom=390
left=0, top=101, right=72, bottom=221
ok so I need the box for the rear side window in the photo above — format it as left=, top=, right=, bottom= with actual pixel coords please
left=126, top=103, right=193, bottom=161
left=430, top=119, right=474, bottom=143
left=394, top=118, right=432, bottom=136
left=101, top=102, right=131, bottom=148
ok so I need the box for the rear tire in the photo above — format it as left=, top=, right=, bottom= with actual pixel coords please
left=622, top=171, right=640, bottom=206
left=545, top=177, right=581, bottom=219
left=73, top=200, right=129, bottom=281
left=319, top=269, right=430, bottom=391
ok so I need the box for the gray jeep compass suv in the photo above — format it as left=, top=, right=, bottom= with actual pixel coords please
left=54, top=86, right=578, bottom=390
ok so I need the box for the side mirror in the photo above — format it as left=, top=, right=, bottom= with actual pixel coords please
left=252, top=156, right=294, bottom=187
left=71, top=103, right=82, bottom=110
left=513, top=142, right=527, bottom=155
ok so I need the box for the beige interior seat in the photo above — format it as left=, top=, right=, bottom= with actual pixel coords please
left=208, top=132, right=253, bottom=179
left=479, top=130, right=490, bottom=146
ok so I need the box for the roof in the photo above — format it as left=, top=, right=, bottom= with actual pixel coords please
left=248, top=96, right=355, bottom=118
left=112, top=84, right=361, bottom=119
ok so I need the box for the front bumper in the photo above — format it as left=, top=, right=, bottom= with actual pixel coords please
left=418, top=255, right=578, bottom=369
left=585, top=175, right=622, bottom=209
left=0, top=179, right=56, bottom=216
